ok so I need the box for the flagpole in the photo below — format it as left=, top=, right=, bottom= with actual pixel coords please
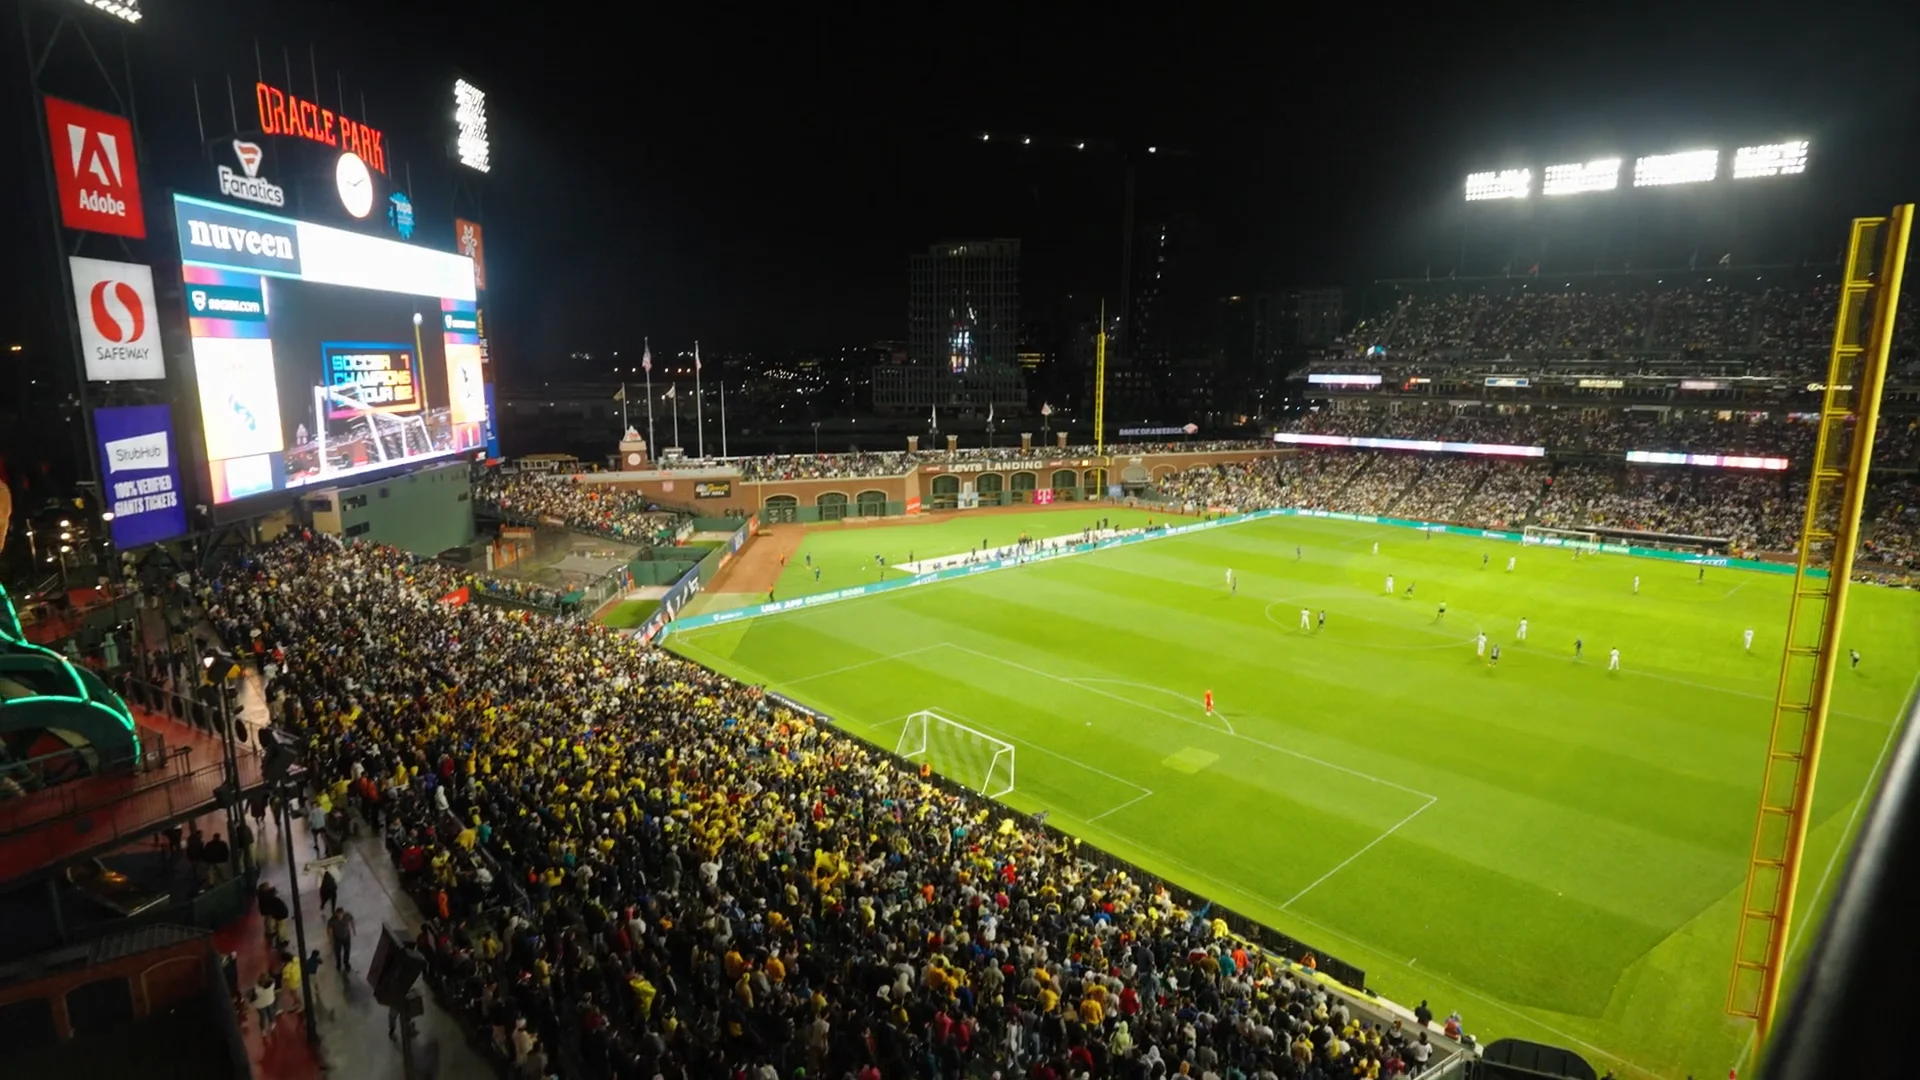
left=720, top=381, right=729, bottom=459
left=620, top=381, right=628, bottom=432
left=672, top=385, right=681, bottom=449
left=643, top=337, right=656, bottom=458
left=694, top=341, right=705, bottom=459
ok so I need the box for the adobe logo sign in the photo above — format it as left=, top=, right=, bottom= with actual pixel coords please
left=45, top=96, right=147, bottom=238
left=69, top=256, right=164, bottom=381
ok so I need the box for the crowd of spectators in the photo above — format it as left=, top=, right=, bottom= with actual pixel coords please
left=1348, top=275, right=1920, bottom=358
left=713, top=443, right=1273, bottom=483
left=206, top=533, right=1462, bottom=1080
left=736, top=452, right=915, bottom=481
left=1327, top=456, right=1413, bottom=517
left=475, top=472, right=684, bottom=546
left=1390, top=460, right=1488, bottom=524
left=1571, top=471, right=1802, bottom=551
left=1451, top=463, right=1545, bottom=529
left=1284, top=406, right=1920, bottom=469
left=466, top=573, right=573, bottom=613
left=1160, top=444, right=1915, bottom=575
left=1864, top=479, right=1920, bottom=571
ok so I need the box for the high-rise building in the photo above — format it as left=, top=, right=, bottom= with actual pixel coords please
left=908, top=240, right=1020, bottom=373
left=879, top=240, right=1026, bottom=415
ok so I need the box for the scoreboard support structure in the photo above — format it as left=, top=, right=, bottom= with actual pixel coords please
left=1726, top=204, right=1912, bottom=1045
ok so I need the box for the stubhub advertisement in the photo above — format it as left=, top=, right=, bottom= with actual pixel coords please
left=95, top=404, right=189, bottom=549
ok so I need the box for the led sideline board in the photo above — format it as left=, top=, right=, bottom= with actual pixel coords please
left=1307, top=373, right=1383, bottom=387
left=1633, top=149, right=1719, bottom=187
left=1465, top=169, right=1530, bottom=201
left=1733, top=141, right=1810, bottom=178
left=1626, top=450, right=1790, bottom=471
left=172, top=194, right=485, bottom=508
left=1543, top=158, right=1620, bottom=196
left=1274, top=432, right=1546, bottom=458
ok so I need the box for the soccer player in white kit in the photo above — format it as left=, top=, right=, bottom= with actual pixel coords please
left=1608, top=647, right=1621, bottom=671
left=1517, top=617, right=1528, bottom=642
left=1385, top=574, right=1395, bottom=594
left=1744, top=628, right=1754, bottom=651
left=1475, top=632, right=1487, bottom=657
left=1372, top=541, right=1379, bottom=555
left=1633, top=575, right=1640, bottom=594
left=1226, top=568, right=1236, bottom=595
left=1300, top=608, right=1311, bottom=630
left=1506, top=555, right=1516, bottom=572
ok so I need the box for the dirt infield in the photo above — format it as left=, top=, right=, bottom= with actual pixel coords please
left=705, top=502, right=1201, bottom=597
left=708, top=526, right=804, bottom=596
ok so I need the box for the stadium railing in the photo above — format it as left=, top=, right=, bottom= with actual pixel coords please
left=1761, top=684, right=1920, bottom=1078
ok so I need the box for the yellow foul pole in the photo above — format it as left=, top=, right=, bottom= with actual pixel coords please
left=1094, top=300, right=1108, bottom=457
left=1726, top=204, right=1912, bottom=1045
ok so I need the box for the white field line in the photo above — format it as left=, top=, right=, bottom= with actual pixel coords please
left=1609, top=664, right=1893, bottom=727
left=1731, top=1028, right=1759, bottom=1080
left=1050, top=813, right=1666, bottom=1080
left=1086, top=789, right=1157, bottom=823
left=1070, top=677, right=1238, bottom=736
left=1282, top=797, right=1437, bottom=909
left=782, top=643, right=947, bottom=686
left=1790, top=666, right=1920, bottom=941
left=669, top=510, right=1277, bottom=634
left=942, top=643, right=1438, bottom=801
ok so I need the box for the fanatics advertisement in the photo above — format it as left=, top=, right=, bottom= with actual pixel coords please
left=173, top=194, right=486, bottom=508
left=44, top=95, right=147, bottom=238
left=94, top=405, right=189, bottom=549
left=70, top=256, right=164, bottom=381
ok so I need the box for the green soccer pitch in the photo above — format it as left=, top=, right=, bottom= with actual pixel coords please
left=667, top=512, right=1919, bottom=1078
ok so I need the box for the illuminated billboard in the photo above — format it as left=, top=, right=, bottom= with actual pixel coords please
left=1626, top=450, right=1789, bottom=471
left=1274, top=432, right=1546, bottom=458
left=173, top=194, right=485, bottom=507
left=1306, top=373, right=1383, bottom=387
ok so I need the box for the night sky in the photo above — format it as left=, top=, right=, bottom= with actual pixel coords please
left=5, top=1, right=1919, bottom=368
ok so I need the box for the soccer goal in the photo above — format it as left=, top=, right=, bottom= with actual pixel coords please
left=1522, top=525, right=1602, bottom=554
left=895, top=710, right=1016, bottom=799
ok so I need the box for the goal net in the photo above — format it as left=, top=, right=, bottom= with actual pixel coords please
left=895, top=710, right=1016, bottom=799
left=1522, top=525, right=1602, bottom=553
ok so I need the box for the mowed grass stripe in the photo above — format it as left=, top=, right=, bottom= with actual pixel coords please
left=669, top=512, right=1920, bottom=1078
left=917, top=553, right=1771, bottom=842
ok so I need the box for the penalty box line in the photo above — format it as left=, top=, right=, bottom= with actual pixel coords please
left=938, top=641, right=1439, bottom=906
left=938, top=642, right=1438, bottom=802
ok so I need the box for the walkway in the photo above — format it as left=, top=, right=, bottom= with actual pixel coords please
left=0, top=711, right=262, bottom=882
left=215, top=798, right=493, bottom=1080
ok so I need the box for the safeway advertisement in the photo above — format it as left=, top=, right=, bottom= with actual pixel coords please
left=45, top=96, right=147, bottom=238
left=70, top=256, right=164, bottom=381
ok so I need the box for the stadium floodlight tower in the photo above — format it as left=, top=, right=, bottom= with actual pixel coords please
left=1726, top=204, right=1911, bottom=1047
